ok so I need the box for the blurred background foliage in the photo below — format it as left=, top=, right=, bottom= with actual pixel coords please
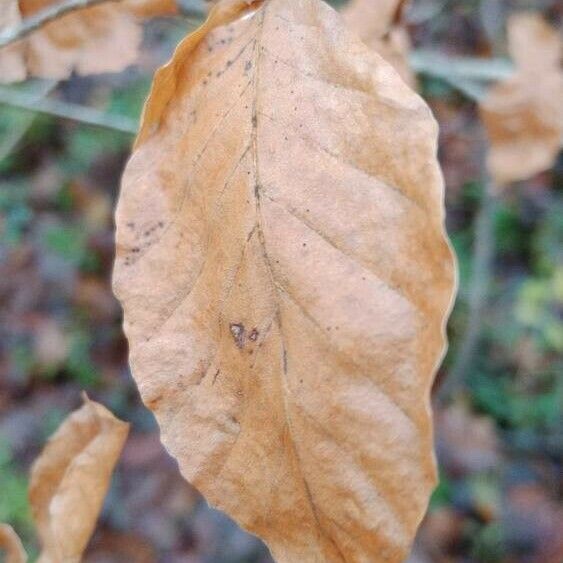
left=0, top=0, right=561, bottom=562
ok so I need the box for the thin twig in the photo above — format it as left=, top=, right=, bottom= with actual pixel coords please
left=0, top=0, right=119, bottom=49
left=439, top=138, right=498, bottom=402
left=0, top=87, right=137, bottom=134
left=0, top=0, right=208, bottom=49
left=410, top=50, right=514, bottom=82
left=0, top=81, right=58, bottom=163
left=410, top=50, right=514, bottom=101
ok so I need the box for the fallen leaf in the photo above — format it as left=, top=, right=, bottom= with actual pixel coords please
left=0, top=524, right=26, bottom=563
left=0, top=0, right=178, bottom=82
left=479, top=13, right=563, bottom=186
left=436, top=401, right=499, bottom=473
left=29, top=395, right=129, bottom=562
left=126, top=0, right=178, bottom=18
left=507, top=12, right=562, bottom=73
left=114, top=0, right=456, bottom=561
left=0, top=0, right=26, bottom=83
left=341, top=0, right=416, bottom=87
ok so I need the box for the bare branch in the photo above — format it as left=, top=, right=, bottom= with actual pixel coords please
left=0, top=80, right=58, bottom=163
left=0, top=0, right=118, bottom=49
left=0, top=86, right=137, bottom=134
left=439, top=134, right=498, bottom=402
left=410, top=50, right=514, bottom=100
left=0, top=0, right=209, bottom=49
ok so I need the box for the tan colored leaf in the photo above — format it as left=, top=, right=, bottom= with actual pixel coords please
left=126, top=0, right=178, bottom=18
left=0, top=0, right=26, bottom=83
left=479, top=72, right=563, bottom=186
left=0, top=524, right=27, bottom=563
left=114, top=0, right=456, bottom=561
left=479, top=13, right=563, bottom=186
left=507, top=12, right=562, bottom=73
left=17, top=0, right=143, bottom=80
left=341, top=0, right=403, bottom=43
left=0, top=0, right=178, bottom=83
left=29, top=395, right=129, bottom=563
left=341, top=0, right=416, bottom=87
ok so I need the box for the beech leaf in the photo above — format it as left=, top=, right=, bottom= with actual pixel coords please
left=29, top=395, right=129, bottom=562
left=0, top=524, right=26, bottom=563
left=0, top=0, right=178, bottom=82
left=0, top=0, right=26, bottom=83
left=114, top=0, right=456, bottom=560
left=341, top=0, right=416, bottom=87
left=479, top=13, right=563, bottom=186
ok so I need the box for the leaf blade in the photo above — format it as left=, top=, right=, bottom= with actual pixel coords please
left=29, top=395, right=129, bottom=562
left=114, top=0, right=456, bottom=560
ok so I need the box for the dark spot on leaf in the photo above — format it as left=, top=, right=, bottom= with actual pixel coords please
left=230, top=323, right=245, bottom=349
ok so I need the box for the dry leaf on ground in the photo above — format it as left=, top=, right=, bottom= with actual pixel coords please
left=29, top=395, right=129, bottom=562
left=0, top=524, right=27, bottom=563
left=479, top=13, right=563, bottom=186
left=341, top=0, right=416, bottom=87
left=114, top=0, right=455, bottom=560
left=0, top=0, right=178, bottom=82
left=0, top=0, right=26, bottom=83
left=436, top=401, right=499, bottom=473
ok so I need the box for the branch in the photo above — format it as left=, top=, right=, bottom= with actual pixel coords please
left=410, top=50, right=514, bottom=82
left=0, top=80, right=58, bottom=163
left=439, top=138, right=498, bottom=402
left=0, top=86, right=137, bottom=134
left=0, top=0, right=209, bottom=49
left=410, top=50, right=514, bottom=101
left=0, top=0, right=122, bottom=49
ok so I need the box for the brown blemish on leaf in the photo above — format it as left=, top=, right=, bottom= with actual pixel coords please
left=229, top=322, right=246, bottom=348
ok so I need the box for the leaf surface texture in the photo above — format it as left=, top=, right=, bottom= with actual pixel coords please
left=114, top=0, right=456, bottom=560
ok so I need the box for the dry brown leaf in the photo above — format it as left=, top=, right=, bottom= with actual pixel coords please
left=126, top=0, right=178, bottom=18
left=479, top=13, right=563, bottom=186
left=114, top=0, right=455, bottom=561
left=341, top=0, right=416, bottom=87
left=0, top=0, right=178, bottom=83
left=437, top=401, right=499, bottom=473
left=0, top=524, right=27, bottom=563
left=29, top=395, right=129, bottom=563
left=507, top=12, right=562, bottom=73
left=0, top=0, right=26, bottom=83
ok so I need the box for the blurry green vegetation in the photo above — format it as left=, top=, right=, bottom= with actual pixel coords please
left=0, top=441, right=33, bottom=549
left=446, top=181, right=562, bottom=435
left=0, top=79, right=151, bottom=395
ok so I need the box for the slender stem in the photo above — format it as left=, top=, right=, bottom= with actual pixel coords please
left=0, top=81, right=58, bottom=163
left=0, top=87, right=137, bottom=134
left=440, top=142, right=498, bottom=402
left=0, top=0, right=119, bottom=49
left=0, top=0, right=208, bottom=49
left=410, top=50, right=514, bottom=82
